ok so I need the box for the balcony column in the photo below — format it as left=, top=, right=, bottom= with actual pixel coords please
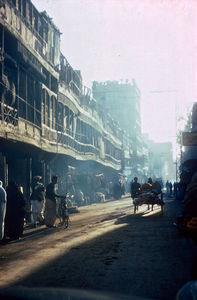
left=0, top=25, right=5, bottom=120
left=0, top=24, right=4, bottom=78
left=78, top=119, right=81, bottom=142
left=41, top=160, right=46, bottom=186
left=0, top=153, right=8, bottom=188
left=24, top=158, right=32, bottom=200
left=45, top=163, right=52, bottom=186
left=23, top=158, right=32, bottom=222
left=73, top=114, right=77, bottom=138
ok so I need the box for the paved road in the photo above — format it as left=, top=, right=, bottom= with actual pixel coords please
left=0, top=195, right=196, bottom=299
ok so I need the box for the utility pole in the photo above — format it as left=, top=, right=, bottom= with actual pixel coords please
left=175, top=160, right=178, bottom=183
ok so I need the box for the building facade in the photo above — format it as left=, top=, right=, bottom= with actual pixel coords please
left=0, top=0, right=125, bottom=206
left=143, top=134, right=175, bottom=183
left=181, top=102, right=197, bottom=184
left=92, top=80, right=145, bottom=181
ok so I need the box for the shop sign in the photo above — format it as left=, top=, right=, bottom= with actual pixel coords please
left=182, top=132, right=197, bottom=146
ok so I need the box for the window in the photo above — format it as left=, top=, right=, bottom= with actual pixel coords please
left=22, top=0, right=26, bottom=18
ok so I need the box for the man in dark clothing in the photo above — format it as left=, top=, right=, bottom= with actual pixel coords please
left=130, top=177, right=141, bottom=199
left=30, top=176, right=45, bottom=227
left=5, top=181, right=25, bottom=240
left=169, top=182, right=173, bottom=197
left=113, top=181, right=122, bottom=200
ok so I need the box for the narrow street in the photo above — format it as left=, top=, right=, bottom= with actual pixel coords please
left=0, top=195, right=197, bottom=299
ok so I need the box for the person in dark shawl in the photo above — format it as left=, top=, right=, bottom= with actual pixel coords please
left=5, top=181, right=25, bottom=240
left=45, top=176, right=61, bottom=228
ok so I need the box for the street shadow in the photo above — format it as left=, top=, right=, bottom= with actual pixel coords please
left=100, top=213, right=127, bottom=222
left=1, top=199, right=196, bottom=300
left=115, top=209, right=163, bottom=226
left=3, top=202, right=195, bottom=300
left=0, top=226, right=70, bottom=267
left=3, top=226, right=60, bottom=245
left=22, top=227, right=49, bottom=238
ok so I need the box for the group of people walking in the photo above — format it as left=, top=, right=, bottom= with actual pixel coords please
left=0, top=175, right=65, bottom=244
left=30, top=175, right=66, bottom=228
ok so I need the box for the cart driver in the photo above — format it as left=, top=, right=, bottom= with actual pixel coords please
left=130, top=177, right=141, bottom=199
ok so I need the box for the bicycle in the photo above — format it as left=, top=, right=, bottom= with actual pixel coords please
left=59, top=195, right=69, bottom=228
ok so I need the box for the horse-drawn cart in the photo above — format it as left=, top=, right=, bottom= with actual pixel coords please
left=133, top=181, right=164, bottom=214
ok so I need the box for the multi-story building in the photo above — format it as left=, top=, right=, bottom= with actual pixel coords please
left=92, top=79, right=145, bottom=180
left=92, top=80, right=141, bottom=138
left=143, top=134, right=175, bottom=183
left=181, top=102, right=197, bottom=182
left=0, top=0, right=124, bottom=206
left=0, top=0, right=61, bottom=199
left=182, top=102, right=197, bottom=162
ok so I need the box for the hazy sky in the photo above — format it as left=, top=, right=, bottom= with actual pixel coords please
left=32, top=0, right=196, bottom=145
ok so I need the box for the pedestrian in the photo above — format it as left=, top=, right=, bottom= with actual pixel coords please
left=0, top=181, right=7, bottom=242
left=148, top=177, right=153, bottom=185
left=130, top=177, right=141, bottom=199
left=113, top=180, right=122, bottom=200
left=169, top=182, right=172, bottom=197
left=174, top=182, right=177, bottom=198
left=140, top=177, right=153, bottom=192
left=4, top=181, right=25, bottom=240
left=45, top=175, right=61, bottom=228
left=30, top=176, right=45, bottom=228
left=166, top=180, right=170, bottom=196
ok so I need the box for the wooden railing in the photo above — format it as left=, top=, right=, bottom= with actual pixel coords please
left=0, top=103, right=18, bottom=126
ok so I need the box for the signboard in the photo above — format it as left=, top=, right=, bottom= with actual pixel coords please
left=182, top=132, right=197, bottom=146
